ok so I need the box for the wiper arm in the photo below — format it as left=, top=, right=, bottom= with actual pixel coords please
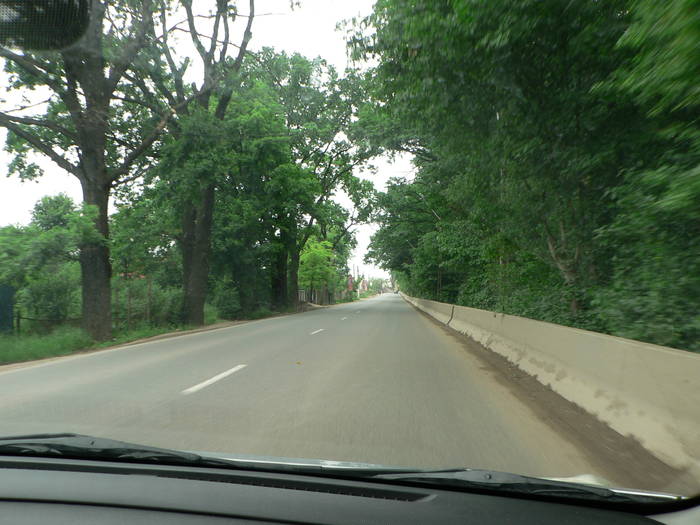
left=0, top=433, right=231, bottom=467
left=370, top=469, right=682, bottom=504
left=0, top=433, right=408, bottom=475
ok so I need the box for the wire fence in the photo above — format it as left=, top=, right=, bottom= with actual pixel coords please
left=10, top=312, right=153, bottom=335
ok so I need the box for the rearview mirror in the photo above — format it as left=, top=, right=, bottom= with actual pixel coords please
left=0, top=0, right=90, bottom=50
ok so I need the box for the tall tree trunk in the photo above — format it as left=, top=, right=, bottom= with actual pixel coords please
left=271, top=235, right=288, bottom=311
left=79, top=179, right=112, bottom=341
left=286, top=221, right=300, bottom=307
left=180, top=201, right=196, bottom=318
left=545, top=231, right=582, bottom=316
left=181, top=183, right=216, bottom=325
left=235, top=264, right=257, bottom=313
left=288, top=245, right=300, bottom=308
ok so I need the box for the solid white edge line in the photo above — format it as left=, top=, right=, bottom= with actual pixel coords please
left=182, top=364, right=247, bottom=395
left=310, top=329, right=325, bottom=335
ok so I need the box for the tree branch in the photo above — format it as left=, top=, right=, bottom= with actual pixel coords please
left=233, top=0, right=255, bottom=72
left=208, top=6, right=223, bottom=59
left=0, top=47, right=55, bottom=84
left=106, top=0, right=155, bottom=96
left=110, top=107, right=174, bottom=181
left=182, top=0, right=209, bottom=64
left=214, top=0, right=255, bottom=119
left=219, top=4, right=230, bottom=64
left=0, top=45, right=84, bottom=122
left=110, top=90, right=202, bottom=181
left=112, top=165, right=149, bottom=188
left=0, top=111, right=76, bottom=139
left=157, top=3, right=187, bottom=104
left=2, top=97, right=53, bottom=113
left=0, top=120, right=78, bottom=177
left=112, top=94, right=162, bottom=113
left=121, top=71, right=169, bottom=111
left=106, top=132, right=139, bottom=151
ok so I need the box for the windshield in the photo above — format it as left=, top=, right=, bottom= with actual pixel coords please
left=0, top=0, right=698, bottom=502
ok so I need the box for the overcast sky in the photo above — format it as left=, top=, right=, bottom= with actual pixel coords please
left=0, top=0, right=414, bottom=278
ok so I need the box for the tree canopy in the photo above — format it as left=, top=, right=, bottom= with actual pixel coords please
left=357, top=0, right=699, bottom=351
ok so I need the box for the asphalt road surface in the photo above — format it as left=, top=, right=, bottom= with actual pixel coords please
left=0, top=294, right=685, bottom=492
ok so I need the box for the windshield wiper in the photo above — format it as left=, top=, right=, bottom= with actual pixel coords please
left=0, top=435, right=683, bottom=505
left=0, top=433, right=233, bottom=467
left=369, top=469, right=682, bottom=504
left=0, top=433, right=407, bottom=475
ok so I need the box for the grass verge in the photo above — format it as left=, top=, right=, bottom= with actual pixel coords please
left=0, top=326, right=94, bottom=365
left=0, top=321, right=225, bottom=366
left=1, top=297, right=356, bottom=366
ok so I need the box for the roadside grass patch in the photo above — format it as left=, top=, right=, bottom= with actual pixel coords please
left=245, top=307, right=273, bottom=320
left=94, top=324, right=181, bottom=349
left=0, top=326, right=93, bottom=365
left=1, top=305, right=269, bottom=366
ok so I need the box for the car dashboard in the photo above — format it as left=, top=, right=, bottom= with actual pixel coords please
left=1, top=456, right=698, bottom=524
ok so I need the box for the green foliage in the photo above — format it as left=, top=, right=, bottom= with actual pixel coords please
left=31, top=194, right=76, bottom=231
left=112, top=276, right=184, bottom=329
left=368, top=278, right=387, bottom=294
left=0, top=326, right=93, bottom=365
left=203, top=303, right=220, bottom=325
left=593, top=0, right=700, bottom=351
left=17, top=262, right=81, bottom=325
left=360, top=0, right=698, bottom=350
left=96, top=325, right=181, bottom=349
left=0, top=2, right=376, bottom=340
left=103, top=50, right=370, bottom=325
left=0, top=195, right=96, bottom=328
left=614, top=0, right=700, bottom=118
left=210, top=277, right=242, bottom=319
left=245, top=307, right=274, bottom=320
left=299, top=238, right=334, bottom=292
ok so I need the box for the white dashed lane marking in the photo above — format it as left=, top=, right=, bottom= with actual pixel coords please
left=182, top=364, right=247, bottom=395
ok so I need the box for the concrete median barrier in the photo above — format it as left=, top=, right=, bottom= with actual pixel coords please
left=415, top=298, right=454, bottom=325
left=401, top=293, right=700, bottom=478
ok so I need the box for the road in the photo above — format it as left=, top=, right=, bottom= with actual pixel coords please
left=0, top=294, right=682, bottom=491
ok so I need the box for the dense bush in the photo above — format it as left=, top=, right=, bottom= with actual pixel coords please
left=209, top=277, right=242, bottom=319
left=16, top=262, right=81, bottom=327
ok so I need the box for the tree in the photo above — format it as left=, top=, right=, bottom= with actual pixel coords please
left=298, top=238, right=334, bottom=299
left=117, top=49, right=371, bottom=319
left=140, top=0, right=256, bottom=326
left=359, top=0, right=699, bottom=349
left=253, top=50, right=375, bottom=308
left=593, top=0, right=700, bottom=350
left=0, top=194, right=95, bottom=326
left=0, top=0, right=260, bottom=336
left=31, top=193, right=76, bottom=231
left=0, top=0, right=174, bottom=340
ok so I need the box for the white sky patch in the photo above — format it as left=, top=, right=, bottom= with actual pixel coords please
left=0, top=0, right=412, bottom=278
